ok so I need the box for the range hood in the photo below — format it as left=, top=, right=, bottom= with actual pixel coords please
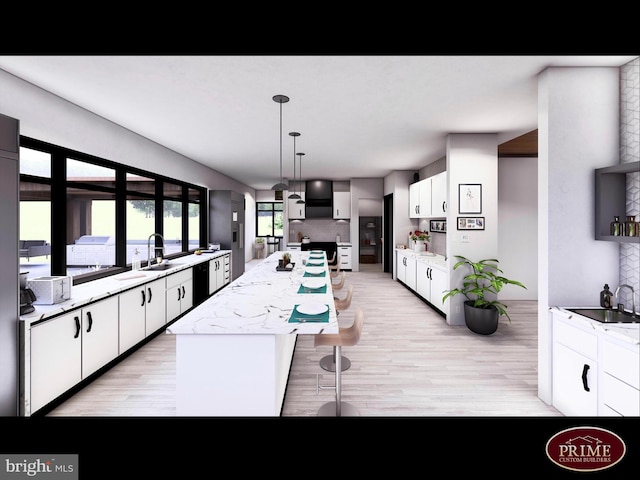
left=305, top=180, right=333, bottom=218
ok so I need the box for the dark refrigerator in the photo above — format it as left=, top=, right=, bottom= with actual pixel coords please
left=209, top=190, right=245, bottom=281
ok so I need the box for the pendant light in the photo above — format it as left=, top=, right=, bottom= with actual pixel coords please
left=296, top=152, right=306, bottom=204
left=271, top=94, right=290, bottom=191
left=288, top=132, right=301, bottom=199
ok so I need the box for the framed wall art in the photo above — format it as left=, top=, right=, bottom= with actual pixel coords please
left=458, top=183, right=482, bottom=214
left=457, top=217, right=485, bottom=230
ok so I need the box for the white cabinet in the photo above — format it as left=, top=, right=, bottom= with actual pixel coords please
left=599, top=337, right=640, bottom=416
left=430, top=171, right=447, bottom=216
left=415, top=259, right=448, bottom=315
left=287, top=245, right=301, bottom=251
left=337, top=245, right=352, bottom=270
left=288, top=192, right=305, bottom=219
left=209, top=254, right=229, bottom=295
left=552, top=311, right=598, bottom=416
left=409, top=180, right=431, bottom=218
left=30, top=295, right=119, bottom=413
left=410, top=174, right=447, bottom=218
left=119, top=277, right=166, bottom=352
left=396, top=250, right=416, bottom=291
left=333, top=192, right=350, bottom=219
left=166, top=269, right=193, bottom=322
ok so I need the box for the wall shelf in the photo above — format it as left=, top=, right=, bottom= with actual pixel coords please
left=594, top=161, right=639, bottom=243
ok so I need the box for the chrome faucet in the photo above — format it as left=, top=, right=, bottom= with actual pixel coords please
left=148, top=233, right=165, bottom=265
left=614, top=284, right=636, bottom=317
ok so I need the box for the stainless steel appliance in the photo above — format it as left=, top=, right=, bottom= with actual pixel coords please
left=209, top=190, right=245, bottom=281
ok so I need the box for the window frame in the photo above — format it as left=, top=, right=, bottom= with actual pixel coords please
left=19, top=136, right=207, bottom=285
left=255, top=201, right=284, bottom=239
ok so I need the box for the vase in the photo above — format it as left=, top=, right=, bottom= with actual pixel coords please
left=413, top=240, right=425, bottom=252
left=463, top=300, right=499, bottom=335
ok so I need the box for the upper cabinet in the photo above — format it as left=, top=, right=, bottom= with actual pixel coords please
left=333, top=191, right=351, bottom=219
left=410, top=173, right=447, bottom=218
left=288, top=192, right=306, bottom=219
left=595, top=161, right=639, bottom=243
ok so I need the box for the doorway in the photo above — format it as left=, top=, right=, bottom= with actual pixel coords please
left=383, top=193, right=393, bottom=273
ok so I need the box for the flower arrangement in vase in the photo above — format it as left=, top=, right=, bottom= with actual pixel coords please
left=410, top=230, right=430, bottom=251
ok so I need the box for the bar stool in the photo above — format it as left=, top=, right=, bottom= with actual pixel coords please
left=330, top=259, right=341, bottom=278
left=331, top=272, right=346, bottom=291
left=320, top=284, right=354, bottom=372
left=315, top=306, right=364, bottom=416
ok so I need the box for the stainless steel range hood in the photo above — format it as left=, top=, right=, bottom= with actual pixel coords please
left=305, top=180, right=333, bottom=218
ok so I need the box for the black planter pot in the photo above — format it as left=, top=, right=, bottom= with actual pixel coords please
left=463, top=300, right=499, bottom=335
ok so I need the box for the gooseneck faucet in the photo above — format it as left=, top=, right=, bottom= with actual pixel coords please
left=614, top=284, right=636, bottom=317
left=148, top=233, right=165, bottom=266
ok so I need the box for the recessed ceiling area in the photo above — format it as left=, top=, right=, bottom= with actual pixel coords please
left=0, top=55, right=635, bottom=189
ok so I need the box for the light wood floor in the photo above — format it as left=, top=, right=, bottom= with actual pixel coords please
left=46, top=262, right=561, bottom=417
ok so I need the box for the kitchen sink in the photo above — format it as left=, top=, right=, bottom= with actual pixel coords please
left=145, top=262, right=177, bottom=271
left=566, top=308, right=639, bottom=324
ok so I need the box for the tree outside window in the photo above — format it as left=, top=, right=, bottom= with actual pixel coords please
left=257, top=202, right=283, bottom=237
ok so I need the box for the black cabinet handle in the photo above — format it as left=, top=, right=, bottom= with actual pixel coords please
left=177, top=288, right=181, bottom=301
left=581, top=364, right=590, bottom=392
left=182, top=285, right=186, bottom=299
left=86, top=311, right=93, bottom=333
left=141, top=289, right=146, bottom=306
left=148, top=287, right=152, bottom=303
left=74, top=316, right=81, bottom=338
left=442, top=201, right=446, bottom=212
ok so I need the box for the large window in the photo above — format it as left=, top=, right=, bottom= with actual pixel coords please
left=256, top=202, right=284, bottom=237
left=19, top=137, right=206, bottom=284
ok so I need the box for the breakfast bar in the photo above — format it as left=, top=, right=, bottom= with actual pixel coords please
left=166, top=250, right=339, bottom=416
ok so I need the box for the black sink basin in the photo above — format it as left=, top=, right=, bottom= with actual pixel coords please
left=145, top=262, right=175, bottom=271
left=566, top=308, right=639, bottom=324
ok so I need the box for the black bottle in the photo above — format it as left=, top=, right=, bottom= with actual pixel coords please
left=600, top=284, right=613, bottom=309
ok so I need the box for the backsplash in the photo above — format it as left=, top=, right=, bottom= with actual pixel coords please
left=288, top=219, right=350, bottom=243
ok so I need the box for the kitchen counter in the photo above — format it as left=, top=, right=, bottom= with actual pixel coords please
left=395, top=248, right=447, bottom=267
left=287, top=242, right=352, bottom=246
left=553, top=306, right=639, bottom=345
left=166, top=250, right=339, bottom=416
left=20, top=251, right=231, bottom=325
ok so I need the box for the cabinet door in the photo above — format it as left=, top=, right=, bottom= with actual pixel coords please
left=409, top=183, right=421, bottom=218
left=553, top=342, right=598, bottom=416
left=431, top=172, right=447, bottom=216
left=333, top=192, right=350, bottom=219
left=30, top=311, right=82, bottom=412
left=430, top=265, right=449, bottom=315
left=418, top=179, right=432, bottom=217
left=405, top=255, right=417, bottom=291
left=288, top=192, right=305, bottom=219
left=145, top=278, right=167, bottom=335
left=82, top=295, right=119, bottom=378
left=396, top=252, right=406, bottom=283
left=416, top=262, right=431, bottom=301
left=338, top=246, right=352, bottom=269
left=119, top=286, right=147, bottom=353
left=180, top=278, right=193, bottom=313
left=166, top=281, right=183, bottom=322
left=209, top=258, right=219, bottom=295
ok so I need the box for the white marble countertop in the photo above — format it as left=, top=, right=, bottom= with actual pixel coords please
left=167, top=250, right=339, bottom=335
left=554, top=306, right=639, bottom=345
left=395, top=248, right=447, bottom=267
left=20, top=251, right=231, bottom=325
left=287, top=242, right=352, bottom=246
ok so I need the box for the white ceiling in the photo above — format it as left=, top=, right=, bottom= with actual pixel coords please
left=0, top=55, right=636, bottom=190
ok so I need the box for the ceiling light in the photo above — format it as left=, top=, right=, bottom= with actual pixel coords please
left=288, top=132, right=301, bottom=199
left=296, top=152, right=306, bottom=204
left=271, top=94, right=289, bottom=191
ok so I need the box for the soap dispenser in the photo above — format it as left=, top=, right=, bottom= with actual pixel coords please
left=600, top=284, right=613, bottom=309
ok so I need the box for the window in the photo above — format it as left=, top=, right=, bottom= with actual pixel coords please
left=19, top=136, right=206, bottom=284
left=256, top=202, right=284, bottom=237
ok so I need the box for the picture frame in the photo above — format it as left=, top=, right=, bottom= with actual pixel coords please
left=457, top=217, right=485, bottom=230
left=458, top=183, right=482, bottom=214
left=429, top=219, right=447, bottom=233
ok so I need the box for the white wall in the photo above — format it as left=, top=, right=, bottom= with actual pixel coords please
left=498, top=156, right=538, bottom=300
left=446, top=134, right=499, bottom=326
left=384, top=170, right=416, bottom=278
left=0, top=70, right=257, bottom=263
left=537, top=66, right=620, bottom=404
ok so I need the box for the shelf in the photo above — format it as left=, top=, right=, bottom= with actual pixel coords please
left=596, top=235, right=639, bottom=243
left=594, top=161, right=639, bottom=242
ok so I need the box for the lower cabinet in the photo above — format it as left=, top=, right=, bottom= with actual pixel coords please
left=396, top=251, right=416, bottom=291
left=338, top=246, right=352, bottom=270
left=209, top=253, right=230, bottom=295
left=415, top=261, right=449, bottom=315
left=551, top=309, right=639, bottom=416
left=30, top=295, right=119, bottom=413
left=119, top=277, right=166, bottom=353
left=166, top=269, right=193, bottom=322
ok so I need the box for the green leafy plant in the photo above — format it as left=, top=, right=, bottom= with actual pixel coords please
left=442, top=255, right=526, bottom=322
left=255, top=237, right=265, bottom=243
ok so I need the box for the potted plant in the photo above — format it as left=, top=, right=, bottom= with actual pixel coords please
left=442, top=255, right=527, bottom=335
left=410, top=230, right=430, bottom=252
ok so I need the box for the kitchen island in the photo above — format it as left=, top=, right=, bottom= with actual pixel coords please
left=166, top=250, right=339, bottom=416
